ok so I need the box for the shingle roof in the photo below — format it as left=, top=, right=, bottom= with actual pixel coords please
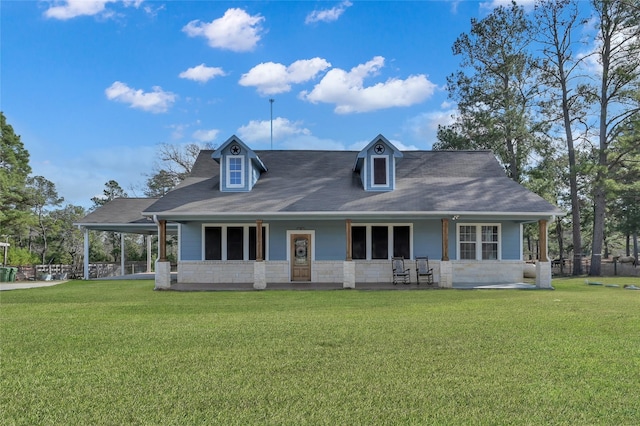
left=143, top=150, right=562, bottom=220
left=75, top=198, right=175, bottom=233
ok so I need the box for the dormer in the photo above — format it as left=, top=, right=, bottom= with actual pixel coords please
left=353, top=134, right=403, bottom=192
left=212, top=135, right=267, bottom=192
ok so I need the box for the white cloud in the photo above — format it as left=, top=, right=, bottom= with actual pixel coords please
left=300, top=56, right=437, bottom=114
left=237, top=117, right=311, bottom=143
left=405, top=108, right=457, bottom=148
left=182, top=8, right=264, bottom=52
left=192, top=129, right=219, bottom=143
left=179, top=64, right=226, bottom=83
left=44, top=0, right=143, bottom=20
left=105, top=81, right=176, bottom=113
left=239, top=58, right=331, bottom=95
left=305, top=0, right=352, bottom=24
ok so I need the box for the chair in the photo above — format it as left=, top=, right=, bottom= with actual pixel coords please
left=415, top=256, right=434, bottom=285
left=392, top=257, right=411, bottom=285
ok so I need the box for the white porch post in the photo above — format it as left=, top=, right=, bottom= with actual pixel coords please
left=146, top=235, right=152, bottom=273
left=536, top=219, right=553, bottom=289
left=83, top=227, right=89, bottom=280
left=120, top=233, right=126, bottom=276
left=343, top=219, right=355, bottom=288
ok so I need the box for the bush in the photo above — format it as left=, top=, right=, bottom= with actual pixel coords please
left=7, top=246, right=39, bottom=266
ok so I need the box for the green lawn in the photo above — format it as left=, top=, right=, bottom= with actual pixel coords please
left=1, top=278, right=639, bottom=425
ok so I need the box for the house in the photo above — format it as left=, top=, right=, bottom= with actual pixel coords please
left=76, top=134, right=562, bottom=289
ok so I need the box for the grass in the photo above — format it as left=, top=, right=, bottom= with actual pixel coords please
left=1, top=277, right=639, bottom=425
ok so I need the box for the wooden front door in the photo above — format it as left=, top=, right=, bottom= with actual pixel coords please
left=290, top=233, right=311, bottom=282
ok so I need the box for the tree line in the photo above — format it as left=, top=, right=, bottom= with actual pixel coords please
left=435, top=0, right=639, bottom=274
left=0, top=111, right=209, bottom=268
left=1, top=0, right=638, bottom=275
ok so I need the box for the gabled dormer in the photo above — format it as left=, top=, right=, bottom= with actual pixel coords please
left=353, top=134, right=403, bottom=192
left=212, top=135, right=267, bottom=192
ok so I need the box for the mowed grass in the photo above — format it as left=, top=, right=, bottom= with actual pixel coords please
left=1, top=278, right=639, bottom=425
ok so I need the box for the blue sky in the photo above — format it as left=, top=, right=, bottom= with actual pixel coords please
left=3, top=0, right=536, bottom=208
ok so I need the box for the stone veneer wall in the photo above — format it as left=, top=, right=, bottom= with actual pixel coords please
left=178, top=260, right=525, bottom=284
left=451, top=260, right=523, bottom=284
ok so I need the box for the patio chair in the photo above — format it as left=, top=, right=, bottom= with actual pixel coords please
left=415, top=256, right=434, bottom=285
left=392, top=257, right=411, bottom=285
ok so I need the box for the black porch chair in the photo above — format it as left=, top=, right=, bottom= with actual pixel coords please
left=392, top=257, right=411, bottom=285
left=415, top=256, right=434, bottom=285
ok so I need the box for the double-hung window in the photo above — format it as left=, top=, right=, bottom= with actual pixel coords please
left=204, top=224, right=267, bottom=260
left=226, top=156, right=244, bottom=188
left=457, top=224, right=500, bottom=260
left=351, top=224, right=411, bottom=260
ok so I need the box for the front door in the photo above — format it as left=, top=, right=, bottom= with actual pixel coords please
left=290, top=233, right=311, bottom=281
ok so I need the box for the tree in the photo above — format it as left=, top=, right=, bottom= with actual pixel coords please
left=0, top=112, right=32, bottom=241
left=91, top=180, right=127, bottom=210
left=47, top=204, right=86, bottom=265
left=90, top=180, right=128, bottom=262
left=144, top=169, right=181, bottom=197
left=608, top=114, right=640, bottom=261
left=587, top=0, right=640, bottom=275
left=26, top=176, right=64, bottom=263
left=435, top=1, right=548, bottom=183
left=534, top=0, right=591, bottom=274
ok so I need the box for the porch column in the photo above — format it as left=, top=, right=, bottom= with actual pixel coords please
left=254, top=219, right=266, bottom=289
left=256, top=220, right=263, bottom=261
left=441, top=218, right=450, bottom=261
left=83, top=227, right=89, bottom=280
left=120, top=233, right=126, bottom=276
left=536, top=219, right=553, bottom=289
left=158, top=220, right=167, bottom=262
left=440, top=218, right=452, bottom=288
left=146, top=235, right=152, bottom=273
left=155, top=219, right=171, bottom=290
left=343, top=219, right=355, bottom=288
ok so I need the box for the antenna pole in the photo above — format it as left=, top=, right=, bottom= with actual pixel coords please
left=269, top=98, right=274, bottom=150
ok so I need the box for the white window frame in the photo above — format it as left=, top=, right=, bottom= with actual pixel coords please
left=370, top=155, right=389, bottom=188
left=351, top=223, right=413, bottom=260
left=202, top=223, right=269, bottom=261
left=226, top=155, right=245, bottom=188
left=456, top=223, right=501, bottom=260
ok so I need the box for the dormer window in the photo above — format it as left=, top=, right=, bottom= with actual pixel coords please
left=226, top=156, right=244, bottom=188
left=372, top=156, right=388, bottom=187
left=353, top=135, right=402, bottom=192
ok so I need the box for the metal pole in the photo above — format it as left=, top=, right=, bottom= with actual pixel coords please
left=269, top=98, right=274, bottom=150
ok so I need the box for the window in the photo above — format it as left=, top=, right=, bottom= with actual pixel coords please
left=226, top=156, right=244, bottom=187
left=204, top=227, right=222, bottom=260
left=352, top=226, right=367, bottom=260
left=203, top=224, right=267, bottom=260
left=350, top=224, right=412, bottom=260
left=371, top=226, right=388, bottom=259
left=372, top=156, right=388, bottom=186
left=457, top=224, right=500, bottom=260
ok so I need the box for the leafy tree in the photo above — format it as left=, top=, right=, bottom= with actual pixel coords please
left=534, top=0, right=592, bottom=274
left=587, top=0, right=640, bottom=275
left=47, top=204, right=86, bottom=265
left=0, top=112, right=32, bottom=242
left=608, top=114, right=640, bottom=260
left=90, top=180, right=128, bottom=262
left=26, top=176, right=64, bottom=263
left=435, top=1, right=548, bottom=183
left=91, top=180, right=128, bottom=210
left=144, top=169, right=181, bottom=197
